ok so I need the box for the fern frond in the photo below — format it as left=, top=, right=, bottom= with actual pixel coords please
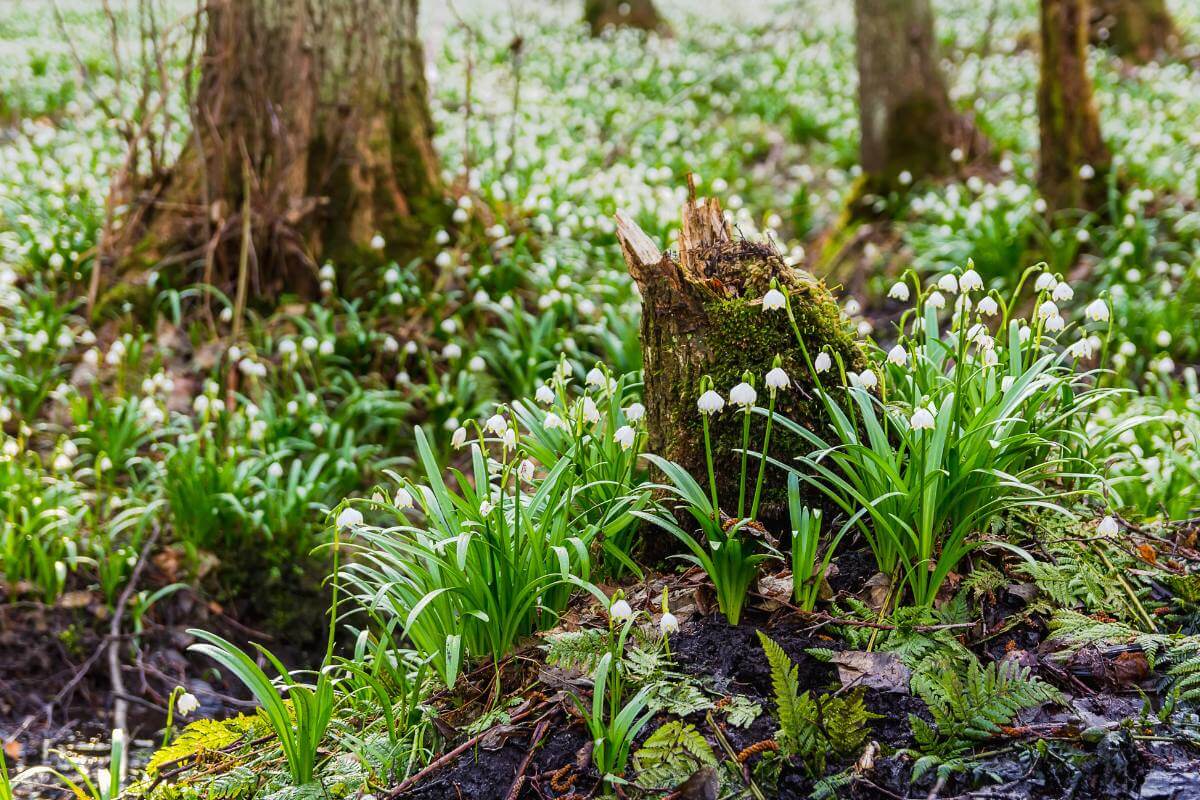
left=544, top=629, right=609, bottom=672
left=633, top=721, right=716, bottom=789
left=757, top=631, right=806, bottom=754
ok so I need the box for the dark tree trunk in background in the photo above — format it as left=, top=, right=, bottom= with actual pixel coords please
left=1039, top=0, right=1111, bottom=213
left=584, top=0, right=668, bottom=37
left=1091, top=0, right=1178, bottom=63
left=102, top=0, right=443, bottom=310
left=616, top=179, right=864, bottom=524
left=853, top=0, right=984, bottom=189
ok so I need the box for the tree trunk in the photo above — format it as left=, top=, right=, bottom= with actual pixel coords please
left=616, top=179, right=865, bottom=523
left=1091, top=0, right=1177, bottom=62
left=584, top=0, right=668, bottom=37
left=102, top=0, right=443, bottom=310
left=1039, top=0, right=1111, bottom=213
left=853, top=0, right=984, bottom=189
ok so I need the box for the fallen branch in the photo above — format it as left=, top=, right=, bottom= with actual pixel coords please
left=109, top=525, right=161, bottom=782
left=503, top=716, right=551, bottom=800
left=385, top=696, right=554, bottom=798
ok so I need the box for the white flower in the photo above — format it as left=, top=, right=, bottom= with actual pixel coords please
left=729, top=382, right=757, bottom=408
left=370, top=234, right=386, bottom=251
left=267, top=462, right=284, bottom=480
left=959, top=269, right=983, bottom=292
left=518, top=459, right=535, bottom=482
left=898, top=170, right=912, bottom=186
left=1068, top=338, right=1093, bottom=359
left=544, top=412, right=566, bottom=430
left=1034, top=272, right=1057, bottom=292
left=1038, top=300, right=1059, bottom=320
left=503, top=427, right=517, bottom=449
left=814, top=352, right=832, bottom=373
left=937, top=273, right=959, bottom=294
left=535, top=385, right=555, bottom=405
left=395, top=487, right=414, bottom=509
left=1156, top=330, right=1172, bottom=348
left=581, top=397, right=601, bottom=424
left=659, top=612, right=679, bottom=635
left=1079, top=164, right=1096, bottom=180
left=609, top=598, right=633, bottom=621
left=1051, top=282, right=1074, bottom=302
left=468, top=356, right=486, bottom=372
left=1084, top=299, right=1110, bottom=322
left=176, top=691, right=199, bottom=717
left=886, top=345, right=907, bottom=367
left=926, top=291, right=946, bottom=310
left=762, top=288, right=786, bottom=311
left=486, top=414, right=508, bottom=436
left=910, top=407, right=935, bottom=430
left=981, top=347, right=998, bottom=367
left=857, top=369, right=878, bottom=389
left=480, top=500, right=495, bottom=516
left=336, top=507, right=363, bottom=529
left=586, top=367, right=606, bottom=388
left=441, top=343, right=462, bottom=360
left=614, top=425, right=637, bottom=450
left=1097, top=515, right=1118, bottom=536
left=888, top=282, right=910, bottom=302
left=697, top=390, right=725, bottom=414
left=624, top=402, right=645, bottom=422
left=765, top=367, right=789, bottom=391
left=1045, top=314, right=1065, bottom=332
left=451, top=426, right=468, bottom=448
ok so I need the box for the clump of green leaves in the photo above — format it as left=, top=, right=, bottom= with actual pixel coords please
left=774, top=266, right=1110, bottom=607
left=637, top=455, right=774, bottom=625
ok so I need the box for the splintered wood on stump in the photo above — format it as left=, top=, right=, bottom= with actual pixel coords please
left=1038, top=0, right=1111, bottom=213
left=616, top=183, right=865, bottom=522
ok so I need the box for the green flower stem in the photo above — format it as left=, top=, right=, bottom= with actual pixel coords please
left=749, top=390, right=777, bottom=521
left=701, top=413, right=719, bottom=522
left=737, top=406, right=752, bottom=519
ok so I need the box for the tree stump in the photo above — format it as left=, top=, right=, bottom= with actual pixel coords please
left=616, top=181, right=865, bottom=521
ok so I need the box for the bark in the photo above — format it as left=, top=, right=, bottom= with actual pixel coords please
left=584, top=0, right=668, bottom=37
left=853, top=0, right=985, bottom=188
left=1091, top=0, right=1178, bottom=62
left=1039, top=0, right=1111, bottom=213
left=103, top=0, right=443, bottom=310
left=616, top=180, right=865, bottom=522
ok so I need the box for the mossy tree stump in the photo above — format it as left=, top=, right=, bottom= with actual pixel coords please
left=853, top=0, right=987, bottom=193
left=1091, top=0, right=1178, bottom=63
left=1038, top=0, right=1112, bottom=214
left=584, top=0, right=669, bottom=37
left=616, top=182, right=865, bottom=522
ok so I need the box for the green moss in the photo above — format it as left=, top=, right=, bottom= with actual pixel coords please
left=687, top=282, right=864, bottom=520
